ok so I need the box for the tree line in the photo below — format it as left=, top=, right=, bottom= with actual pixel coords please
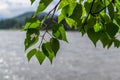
left=0, top=12, right=72, bottom=30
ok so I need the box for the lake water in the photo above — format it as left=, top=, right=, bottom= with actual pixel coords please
left=0, top=30, right=120, bottom=80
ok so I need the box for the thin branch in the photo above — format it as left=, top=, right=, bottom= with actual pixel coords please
left=46, top=31, right=53, bottom=37
left=38, top=0, right=61, bottom=50
left=51, top=1, right=61, bottom=18
left=38, top=31, right=47, bottom=49
left=47, top=0, right=61, bottom=17
left=40, top=0, right=60, bottom=30
left=80, top=0, right=113, bottom=32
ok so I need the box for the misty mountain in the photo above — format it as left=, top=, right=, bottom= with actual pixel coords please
left=0, top=12, right=34, bottom=29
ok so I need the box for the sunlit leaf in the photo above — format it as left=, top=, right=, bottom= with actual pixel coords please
left=34, top=0, right=52, bottom=17
left=65, top=18, right=77, bottom=28
left=61, top=3, right=77, bottom=17
left=24, top=18, right=41, bottom=30
left=94, top=23, right=103, bottom=32
left=52, top=24, right=68, bottom=42
left=115, top=0, right=120, bottom=12
left=27, top=49, right=37, bottom=62
left=58, top=0, right=76, bottom=9
left=35, top=50, right=45, bottom=64
left=58, top=13, right=66, bottom=23
left=58, top=0, right=69, bottom=9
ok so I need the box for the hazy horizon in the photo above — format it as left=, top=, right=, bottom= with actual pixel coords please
left=0, top=0, right=58, bottom=19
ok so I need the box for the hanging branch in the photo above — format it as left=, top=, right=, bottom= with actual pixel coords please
left=38, top=1, right=61, bottom=50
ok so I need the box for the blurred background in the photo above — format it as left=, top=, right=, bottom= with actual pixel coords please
left=0, top=0, right=120, bottom=80
left=0, top=0, right=59, bottom=29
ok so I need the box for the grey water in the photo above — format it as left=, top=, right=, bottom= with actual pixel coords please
left=0, top=30, right=120, bottom=80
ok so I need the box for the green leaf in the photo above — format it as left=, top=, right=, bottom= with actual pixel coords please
left=87, top=0, right=93, bottom=3
left=24, top=29, right=39, bottom=50
left=102, top=0, right=111, bottom=6
left=100, top=13, right=111, bottom=24
left=58, top=0, right=76, bottom=9
left=94, top=22, right=103, bottom=32
left=114, top=39, right=120, bottom=48
left=42, top=42, right=55, bottom=63
left=105, top=23, right=119, bottom=38
left=58, top=0, right=69, bottom=9
left=87, top=28, right=102, bottom=46
left=50, top=38, right=60, bottom=56
left=30, top=0, right=36, bottom=4
left=52, top=24, right=68, bottom=42
left=27, top=49, right=37, bottom=62
left=58, top=13, right=66, bottom=23
left=68, top=3, right=82, bottom=30
left=42, top=42, right=49, bottom=56
left=35, top=50, right=45, bottom=64
left=70, top=3, right=82, bottom=24
left=100, top=32, right=112, bottom=48
left=108, top=3, right=114, bottom=20
left=115, top=0, right=120, bottom=12
left=34, top=0, right=52, bottom=17
left=65, top=18, right=77, bottom=28
left=24, top=18, right=41, bottom=30
left=84, top=1, right=92, bottom=14
left=61, top=3, right=77, bottom=17
left=107, top=40, right=113, bottom=49
left=91, top=1, right=104, bottom=14
left=114, top=13, right=120, bottom=27
left=84, top=15, right=96, bottom=31
left=79, top=0, right=82, bottom=3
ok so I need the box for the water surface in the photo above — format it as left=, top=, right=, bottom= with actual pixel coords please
left=0, top=30, right=120, bottom=80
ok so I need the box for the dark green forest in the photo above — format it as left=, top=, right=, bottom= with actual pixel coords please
left=0, top=12, right=71, bottom=30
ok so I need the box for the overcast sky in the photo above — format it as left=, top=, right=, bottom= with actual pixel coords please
left=0, top=0, right=58, bottom=19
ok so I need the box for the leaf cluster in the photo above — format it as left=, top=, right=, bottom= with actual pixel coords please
left=24, top=0, right=120, bottom=64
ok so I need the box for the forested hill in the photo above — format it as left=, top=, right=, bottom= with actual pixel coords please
left=0, top=12, right=71, bottom=30
left=0, top=12, right=34, bottom=29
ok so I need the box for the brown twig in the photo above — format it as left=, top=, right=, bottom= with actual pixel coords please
left=38, top=0, right=61, bottom=50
